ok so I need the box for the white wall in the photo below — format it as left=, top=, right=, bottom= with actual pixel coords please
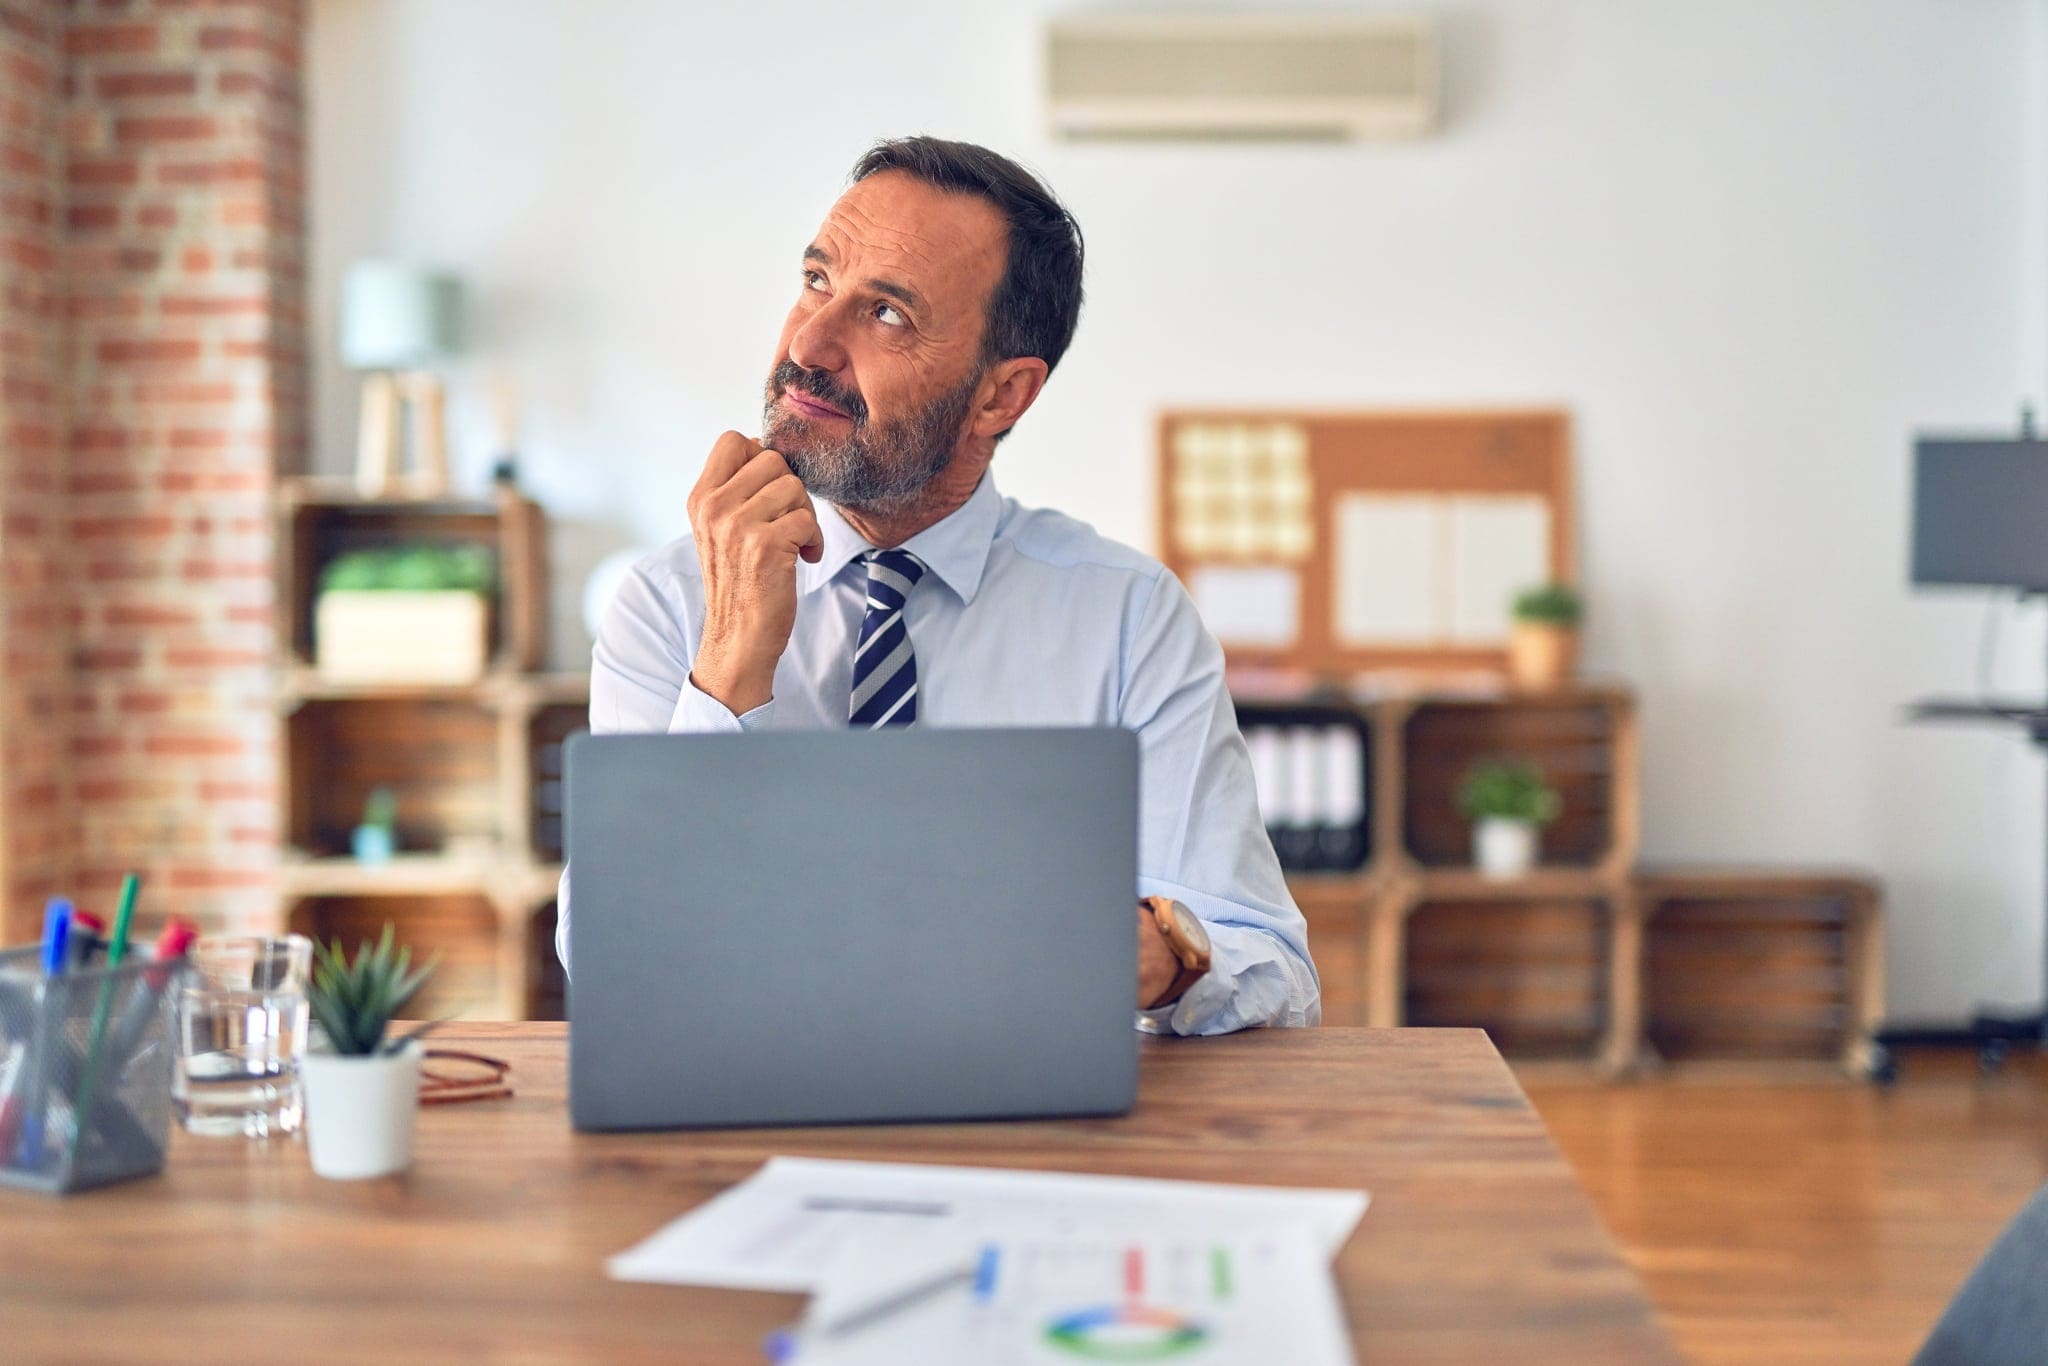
left=310, top=0, right=2048, bottom=1022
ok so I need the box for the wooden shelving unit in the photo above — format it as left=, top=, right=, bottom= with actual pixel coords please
left=270, top=478, right=586, bottom=1023
left=1240, top=683, right=1642, bottom=1071
left=1244, top=686, right=1885, bottom=1077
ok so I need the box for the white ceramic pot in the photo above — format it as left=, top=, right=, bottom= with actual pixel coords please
left=1474, top=818, right=1538, bottom=879
left=302, top=1041, right=422, bottom=1180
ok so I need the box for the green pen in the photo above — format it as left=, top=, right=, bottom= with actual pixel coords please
left=71, top=873, right=141, bottom=1146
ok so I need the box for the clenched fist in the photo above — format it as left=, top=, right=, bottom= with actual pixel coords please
left=686, top=431, right=824, bottom=715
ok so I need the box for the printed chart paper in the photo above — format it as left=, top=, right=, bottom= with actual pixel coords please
left=607, top=1156, right=1368, bottom=1294
left=793, top=1220, right=1350, bottom=1366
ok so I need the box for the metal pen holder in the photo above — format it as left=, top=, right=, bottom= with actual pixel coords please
left=0, top=943, right=187, bottom=1195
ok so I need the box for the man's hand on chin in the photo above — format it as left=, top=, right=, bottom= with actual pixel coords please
left=1137, top=906, right=1179, bottom=1009
left=685, top=430, right=825, bottom=714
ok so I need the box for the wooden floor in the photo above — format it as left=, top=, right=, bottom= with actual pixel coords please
left=1524, top=1051, right=2048, bottom=1364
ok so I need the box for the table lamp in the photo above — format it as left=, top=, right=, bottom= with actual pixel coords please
left=341, top=260, right=465, bottom=497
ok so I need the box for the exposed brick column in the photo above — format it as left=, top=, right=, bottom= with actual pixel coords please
left=0, top=0, right=75, bottom=942
left=0, top=0, right=306, bottom=942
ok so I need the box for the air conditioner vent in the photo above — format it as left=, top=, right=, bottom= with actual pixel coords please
left=1046, top=13, right=1439, bottom=141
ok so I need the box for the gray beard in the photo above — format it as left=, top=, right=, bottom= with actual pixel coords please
left=762, top=371, right=979, bottom=514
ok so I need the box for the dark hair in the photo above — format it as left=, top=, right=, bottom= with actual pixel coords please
left=850, top=136, right=1085, bottom=379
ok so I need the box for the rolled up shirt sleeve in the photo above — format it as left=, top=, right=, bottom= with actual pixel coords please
left=1121, top=571, right=1321, bottom=1035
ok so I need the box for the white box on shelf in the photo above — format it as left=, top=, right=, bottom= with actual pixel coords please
left=315, top=590, right=490, bottom=685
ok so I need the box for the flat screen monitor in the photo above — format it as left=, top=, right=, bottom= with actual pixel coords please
left=1912, top=438, right=2048, bottom=591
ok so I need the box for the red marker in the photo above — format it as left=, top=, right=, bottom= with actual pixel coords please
left=90, top=919, right=201, bottom=1094
left=66, top=910, right=107, bottom=968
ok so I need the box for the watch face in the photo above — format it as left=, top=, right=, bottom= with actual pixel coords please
left=1166, top=900, right=1212, bottom=958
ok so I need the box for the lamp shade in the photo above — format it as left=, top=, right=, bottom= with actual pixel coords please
left=340, top=260, right=465, bottom=370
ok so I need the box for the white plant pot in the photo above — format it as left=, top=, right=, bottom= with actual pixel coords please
left=316, top=591, right=489, bottom=685
left=1474, top=818, right=1538, bottom=879
left=302, top=1041, right=422, bottom=1180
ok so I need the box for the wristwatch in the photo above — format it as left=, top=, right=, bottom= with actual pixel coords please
left=1139, top=896, right=1213, bottom=1010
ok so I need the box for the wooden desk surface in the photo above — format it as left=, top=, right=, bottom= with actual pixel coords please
left=0, top=1025, right=1675, bottom=1364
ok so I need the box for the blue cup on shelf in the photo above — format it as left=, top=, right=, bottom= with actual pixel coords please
left=352, top=824, right=395, bottom=864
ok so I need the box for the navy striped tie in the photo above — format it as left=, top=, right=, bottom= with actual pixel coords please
left=849, top=549, right=926, bottom=728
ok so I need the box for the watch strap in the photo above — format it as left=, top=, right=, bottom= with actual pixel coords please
left=1140, top=895, right=1211, bottom=1010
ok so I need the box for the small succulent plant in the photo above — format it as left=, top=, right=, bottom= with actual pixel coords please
left=362, top=786, right=398, bottom=831
left=1511, top=582, right=1584, bottom=627
left=308, top=924, right=439, bottom=1057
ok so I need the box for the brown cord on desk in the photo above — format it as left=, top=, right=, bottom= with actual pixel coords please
left=418, top=1048, right=513, bottom=1105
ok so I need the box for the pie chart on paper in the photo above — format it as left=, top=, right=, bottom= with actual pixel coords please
left=1043, top=1302, right=1211, bottom=1359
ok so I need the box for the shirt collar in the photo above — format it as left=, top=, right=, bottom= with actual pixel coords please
left=799, top=472, right=1001, bottom=605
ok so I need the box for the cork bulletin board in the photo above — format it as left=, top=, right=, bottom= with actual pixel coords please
left=1157, top=409, right=1575, bottom=678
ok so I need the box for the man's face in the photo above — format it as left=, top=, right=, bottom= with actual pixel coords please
left=762, top=171, right=1008, bottom=512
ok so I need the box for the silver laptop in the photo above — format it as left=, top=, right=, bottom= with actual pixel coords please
left=565, top=727, right=1139, bottom=1131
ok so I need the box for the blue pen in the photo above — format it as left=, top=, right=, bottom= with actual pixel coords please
left=15, top=898, right=72, bottom=1169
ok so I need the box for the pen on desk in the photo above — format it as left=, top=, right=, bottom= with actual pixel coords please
left=809, top=1258, right=983, bottom=1341
left=75, top=917, right=196, bottom=1143
left=71, top=875, right=145, bottom=1147
left=15, top=898, right=73, bottom=1169
left=762, top=1241, right=998, bottom=1358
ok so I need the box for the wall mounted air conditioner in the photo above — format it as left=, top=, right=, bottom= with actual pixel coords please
left=1045, top=12, right=1440, bottom=141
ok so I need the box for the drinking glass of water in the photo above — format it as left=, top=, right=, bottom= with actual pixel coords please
left=175, top=935, right=312, bottom=1138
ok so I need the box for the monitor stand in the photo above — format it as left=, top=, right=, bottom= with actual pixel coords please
left=1903, top=697, right=2048, bottom=1069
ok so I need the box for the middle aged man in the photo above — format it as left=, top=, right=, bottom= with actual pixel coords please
left=559, top=135, right=1318, bottom=1035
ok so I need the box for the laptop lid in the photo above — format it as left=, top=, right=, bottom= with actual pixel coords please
left=565, top=727, right=1139, bottom=1131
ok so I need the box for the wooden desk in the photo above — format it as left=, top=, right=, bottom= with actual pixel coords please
left=0, top=1025, right=1675, bottom=1364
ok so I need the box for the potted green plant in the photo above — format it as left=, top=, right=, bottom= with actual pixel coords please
left=315, top=543, right=496, bottom=686
left=1458, top=760, right=1560, bottom=878
left=301, top=926, right=438, bottom=1180
left=1508, top=582, right=1583, bottom=691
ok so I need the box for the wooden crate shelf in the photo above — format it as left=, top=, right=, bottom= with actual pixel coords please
left=1256, top=685, right=1641, bottom=1061
left=1410, top=867, right=1616, bottom=901
left=529, top=902, right=565, bottom=1022
left=1257, top=684, right=1885, bottom=1077
left=276, top=478, right=546, bottom=675
left=1290, top=878, right=1375, bottom=1029
left=1400, top=893, right=1628, bottom=1064
left=278, top=852, right=564, bottom=903
left=1234, top=700, right=1374, bottom=875
left=284, top=696, right=501, bottom=859
left=528, top=702, right=586, bottom=866
left=270, top=476, right=583, bottom=1023
left=285, top=893, right=517, bottom=1021
left=1396, top=688, right=1636, bottom=875
left=1635, top=869, right=1884, bottom=1077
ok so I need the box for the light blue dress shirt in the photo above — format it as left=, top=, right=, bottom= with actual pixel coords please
left=557, top=471, right=1320, bottom=1035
